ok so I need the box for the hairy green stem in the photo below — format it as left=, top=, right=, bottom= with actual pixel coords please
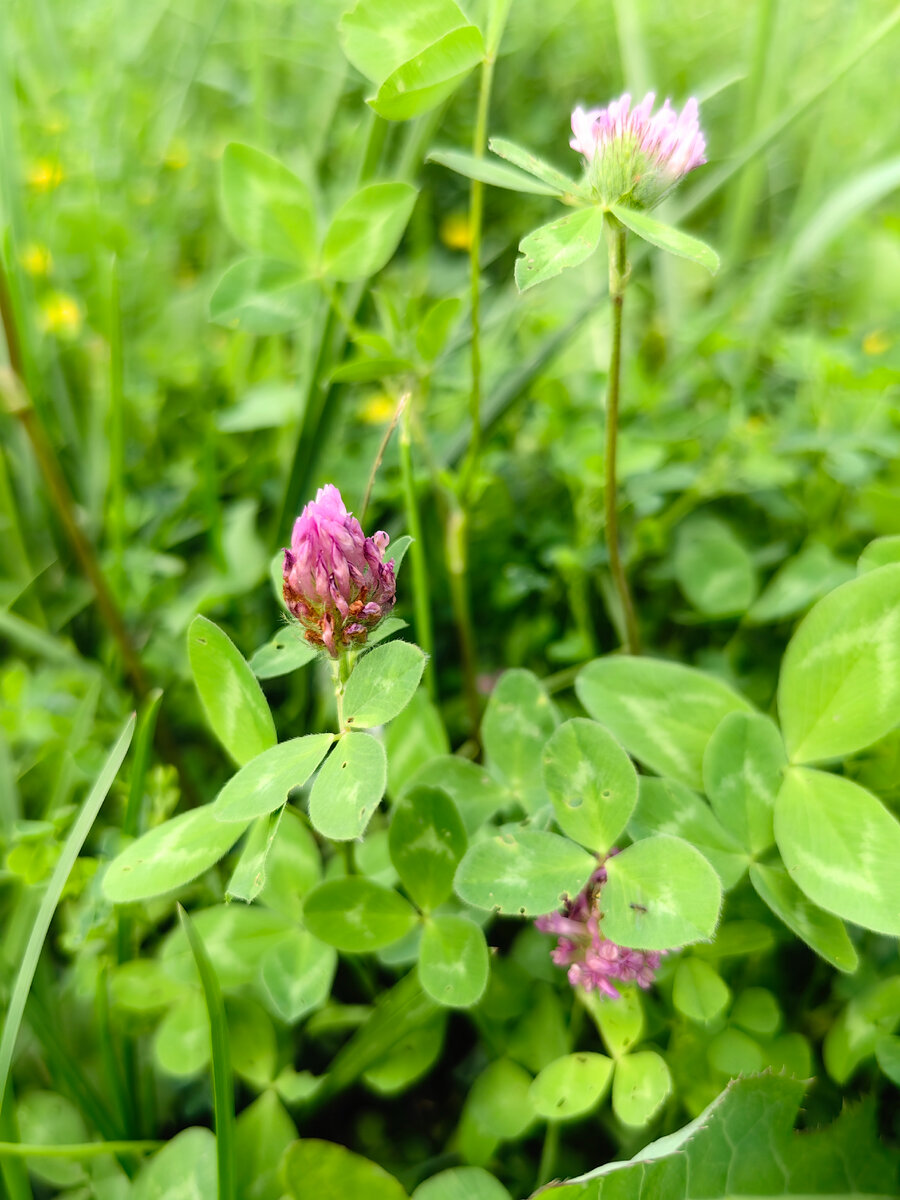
left=604, top=219, right=641, bottom=655
left=330, top=652, right=353, bottom=734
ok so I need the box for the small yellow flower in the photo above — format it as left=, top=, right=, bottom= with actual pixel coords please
left=164, top=138, right=190, bottom=170
left=27, top=159, right=64, bottom=192
left=440, top=212, right=471, bottom=251
left=862, top=330, right=890, bottom=356
left=42, top=112, right=68, bottom=135
left=40, top=292, right=83, bottom=338
left=21, top=243, right=53, bottom=277
left=360, top=393, right=396, bottom=424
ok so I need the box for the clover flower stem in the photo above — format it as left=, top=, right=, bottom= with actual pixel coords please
left=399, top=396, right=438, bottom=700
left=330, top=652, right=351, bottom=734
left=603, top=219, right=642, bottom=655
left=536, top=1120, right=560, bottom=1187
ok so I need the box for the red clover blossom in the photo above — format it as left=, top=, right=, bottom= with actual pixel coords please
left=535, top=854, right=665, bottom=1000
left=570, top=92, right=706, bottom=210
left=282, top=485, right=396, bottom=657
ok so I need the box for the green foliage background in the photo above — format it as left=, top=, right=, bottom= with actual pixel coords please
left=1, top=0, right=900, bottom=1197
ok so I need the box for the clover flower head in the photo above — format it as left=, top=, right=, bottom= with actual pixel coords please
left=282, top=485, right=396, bottom=657
left=535, top=853, right=666, bottom=1000
left=570, top=92, right=706, bottom=209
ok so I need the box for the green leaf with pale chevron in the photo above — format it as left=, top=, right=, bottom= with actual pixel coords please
left=774, top=767, right=900, bottom=936
left=778, top=564, right=900, bottom=763
left=576, top=657, right=752, bottom=789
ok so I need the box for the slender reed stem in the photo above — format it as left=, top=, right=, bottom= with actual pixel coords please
left=604, top=218, right=641, bottom=655
left=398, top=394, right=437, bottom=700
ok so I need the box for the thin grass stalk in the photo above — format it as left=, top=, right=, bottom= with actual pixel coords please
left=0, top=366, right=149, bottom=699
left=20, top=992, right=121, bottom=1145
left=107, top=259, right=126, bottom=592
left=94, top=965, right=138, bottom=1149
left=0, top=1084, right=33, bottom=1200
left=0, top=1142, right=160, bottom=1160
left=722, top=0, right=779, bottom=263
left=0, top=715, right=135, bottom=1119
left=178, top=908, right=236, bottom=1200
left=674, top=3, right=900, bottom=224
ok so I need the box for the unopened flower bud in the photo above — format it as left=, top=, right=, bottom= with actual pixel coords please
left=570, top=92, right=706, bottom=210
left=282, top=485, right=396, bottom=657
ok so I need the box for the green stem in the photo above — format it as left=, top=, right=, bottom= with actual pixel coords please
left=603, top=219, right=641, bottom=656
left=330, top=653, right=352, bottom=733
left=0, top=1083, right=34, bottom=1200
left=398, top=396, right=437, bottom=700
left=0, top=1141, right=160, bottom=1159
left=536, top=1121, right=560, bottom=1188
left=459, top=45, right=497, bottom=499
left=359, top=111, right=388, bottom=183
left=107, top=258, right=126, bottom=593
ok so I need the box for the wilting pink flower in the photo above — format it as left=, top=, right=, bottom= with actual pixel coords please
left=535, top=854, right=666, bottom=1000
left=570, top=92, right=706, bottom=209
left=283, top=485, right=396, bottom=657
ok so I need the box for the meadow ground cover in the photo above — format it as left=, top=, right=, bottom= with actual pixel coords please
left=1, top=0, right=900, bottom=1197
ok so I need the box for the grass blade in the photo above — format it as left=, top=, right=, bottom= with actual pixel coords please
left=0, top=1141, right=161, bottom=1159
left=0, top=713, right=136, bottom=1118
left=178, top=906, right=236, bottom=1200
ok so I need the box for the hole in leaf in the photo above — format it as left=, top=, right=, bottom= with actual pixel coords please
left=197, top=637, right=207, bottom=645
left=567, top=796, right=583, bottom=809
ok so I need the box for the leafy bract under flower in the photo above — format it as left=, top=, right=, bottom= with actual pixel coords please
left=535, top=855, right=666, bottom=999
left=283, top=484, right=396, bottom=657
left=570, top=92, right=706, bottom=210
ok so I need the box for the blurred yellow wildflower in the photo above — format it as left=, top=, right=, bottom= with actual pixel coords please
left=360, top=393, right=396, bottom=424
left=862, top=330, right=890, bottom=356
left=27, top=160, right=64, bottom=192
left=40, top=292, right=83, bottom=338
left=21, top=243, right=53, bottom=277
left=164, top=139, right=190, bottom=170
left=440, top=212, right=471, bottom=251
left=42, top=112, right=68, bottom=135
